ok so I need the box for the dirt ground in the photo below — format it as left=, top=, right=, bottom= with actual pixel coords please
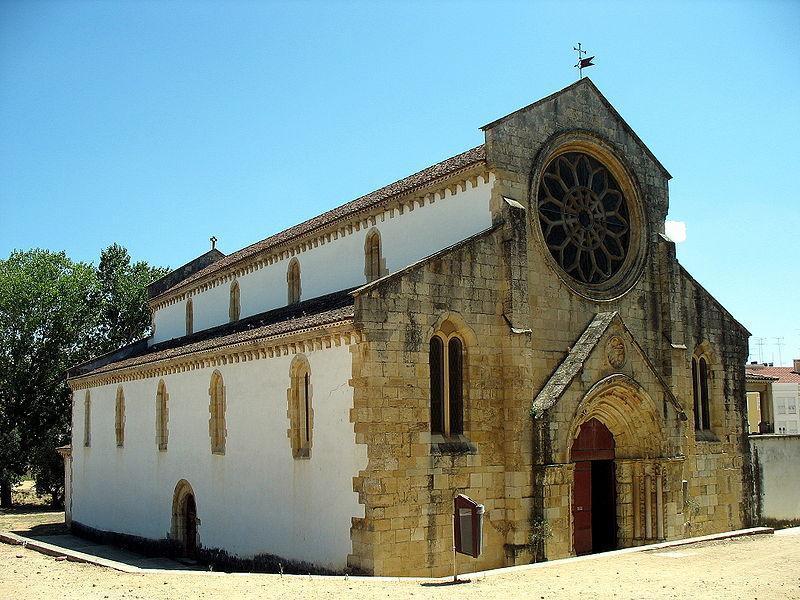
left=0, top=507, right=68, bottom=538
left=1, top=510, right=799, bottom=600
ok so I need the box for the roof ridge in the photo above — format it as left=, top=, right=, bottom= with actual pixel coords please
left=71, top=305, right=356, bottom=381
left=151, top=144, right=486, bottom=303
left=481, top=78, right=671, bottom=180
left=746, top=365, right=800, bottom=383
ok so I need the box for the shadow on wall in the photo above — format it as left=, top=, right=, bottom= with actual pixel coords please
left=69, top=521, right=362, bottom=575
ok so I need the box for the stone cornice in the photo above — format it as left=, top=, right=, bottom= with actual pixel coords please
left=149, top=165, right=491, bottom=312
left=68, top=321, right=357, bottom=391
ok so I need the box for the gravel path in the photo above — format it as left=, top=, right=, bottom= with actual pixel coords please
left=1, top=511, right=798, bottom=600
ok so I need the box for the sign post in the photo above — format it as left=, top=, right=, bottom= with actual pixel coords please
left=452, top=511, right=458, bottom=583
left=452, top=494, right=485, bottom=582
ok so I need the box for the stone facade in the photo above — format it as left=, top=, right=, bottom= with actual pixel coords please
left=347, top=79, right=751, bottom=576
left=66, top=79, right=750, bottom=577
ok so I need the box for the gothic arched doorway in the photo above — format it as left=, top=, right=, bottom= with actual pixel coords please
left=571, top=418, right=617, bottom=555
left=171, top=480, right=198, bottom=556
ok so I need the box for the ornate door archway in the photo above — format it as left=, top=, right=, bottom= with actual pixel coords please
left=571, top=418, right=617, bottom=555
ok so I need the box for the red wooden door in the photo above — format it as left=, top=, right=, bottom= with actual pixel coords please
left=571, top=419, right=616, bottom=555
left=573, top=460, right=592, bottom=555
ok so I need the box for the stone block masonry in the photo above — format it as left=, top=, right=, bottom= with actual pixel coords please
left=346, top=79, right=751, bottom=576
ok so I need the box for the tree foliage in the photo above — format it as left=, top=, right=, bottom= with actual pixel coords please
left=0, top=246, right=167, bottom=506
left=92, top=244, right=166, bottom=355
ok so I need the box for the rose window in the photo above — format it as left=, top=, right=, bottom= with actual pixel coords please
left=537, top=152, right=630, bottom=285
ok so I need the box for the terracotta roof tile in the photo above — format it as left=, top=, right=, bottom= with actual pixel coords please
left=747, top=367, right=800, bottom=384
left=745, top=370, right=779, bottom=381
left=72, top=289, right=356, bottom=379
left=154, top=145, right=486, bottom=301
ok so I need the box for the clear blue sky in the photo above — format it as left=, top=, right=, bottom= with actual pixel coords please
left=1, top=0, right=798, bottom=364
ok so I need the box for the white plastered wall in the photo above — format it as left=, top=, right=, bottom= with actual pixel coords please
left=70, top=344, right=365, bottom=570
left=151, top=176, right=493, bottom=344
left=751, top=434, right=800, bottom=521
left=773, top=383, right=800, bottom=434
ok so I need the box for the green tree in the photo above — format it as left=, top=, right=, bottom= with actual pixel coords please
left=0, top=246, right=168, bottom=507
left=91, top=244, right=168, bottom=355
left=0, top=250, right=96, bottom=507
left=0, top=417, right=24, bottom=507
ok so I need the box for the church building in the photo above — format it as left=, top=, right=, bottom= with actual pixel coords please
left=66, top=79, right=752, bottom=577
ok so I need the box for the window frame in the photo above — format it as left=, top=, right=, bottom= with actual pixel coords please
left=691, top=351, right=717, bottom=440
left=229, top=281, right=240, bottom=323
left=364, top=228, right=384, bottom=283
left=429, top=328, right=466, bottom=438
left=156, top=380, right=169, bottom=451
left=209, top=371, right=226, bottom=455
left=287, top=259, right=301, bottom=305
left=115, top=386, right=125, bottom=448
left=83, top=390, right=91, bottom=448
left=185, top=298, right=193, bottom=335
left=288, top=355, right=313, bottom=459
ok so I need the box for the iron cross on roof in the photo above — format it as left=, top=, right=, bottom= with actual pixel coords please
left=573, top=43, right=595, bottom=79
left=210, top=236, right=218, bottom=250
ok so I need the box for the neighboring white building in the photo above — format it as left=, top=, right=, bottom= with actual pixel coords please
left=747, top=361, right=800, bottom=435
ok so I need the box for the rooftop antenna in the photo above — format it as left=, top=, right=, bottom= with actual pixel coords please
left=754, top=337, right=766, bottom=363
left=573, top=43, right=595, bottom=79
left=775, top=337, right=785, bottom=366
left=210, top=236, right=218, bottom=250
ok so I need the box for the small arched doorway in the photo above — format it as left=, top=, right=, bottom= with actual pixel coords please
left=184, top=494, right=197, bottom=555
left=571, top=418, right=617, bottom=555
left=171, top=480, right=198, bottom=556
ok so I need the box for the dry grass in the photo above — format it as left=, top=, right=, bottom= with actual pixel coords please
left=0, top=508, right=67, bottom=538
left=9, top=480, right=53, bottom=509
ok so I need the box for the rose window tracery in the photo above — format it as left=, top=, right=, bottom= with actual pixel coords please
left=537, top=152, right=631, bottom=285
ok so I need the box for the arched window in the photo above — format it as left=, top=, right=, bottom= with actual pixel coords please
left=229, top=280, right=240, bottom=322
left=288, top=356, right=312, bottom=459
left=185, top=298, right=193, bottom=335
left=364, top=229, right=384, bottom=282
left=699, top=357, right=710, bottom=430
left=287, top=259, right=301, bottom=305
left=692, top=355, right=711, bottom=432
left=83, top=390, right=91, bottom=447
left=156, top=380, right=169, bottom=451
left=115, top=386, right=125, bottom=447
left=448, top=337, right=464, bottom=434
left=429, top=325, right=465, bottom=437
left=208, top=371, right=226, bottom=454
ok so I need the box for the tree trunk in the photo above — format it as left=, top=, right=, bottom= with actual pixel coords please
left=50, top=487, right=64, bottom=509
left=0, top=480, right=12, bottom=508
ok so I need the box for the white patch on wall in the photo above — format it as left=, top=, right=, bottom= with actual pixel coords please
left=151, top=175, right=493, bottom=344
left=664, top=220, right=687, bottom=243
left=70, top=344, right=365, bottom=570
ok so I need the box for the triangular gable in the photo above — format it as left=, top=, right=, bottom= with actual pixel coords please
left=531, top=312, right=686, bottom=419
left=481, top=78, right=671, bottom=180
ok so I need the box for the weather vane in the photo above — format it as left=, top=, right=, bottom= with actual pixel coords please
left=573, top=43, right=595, bottom=79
